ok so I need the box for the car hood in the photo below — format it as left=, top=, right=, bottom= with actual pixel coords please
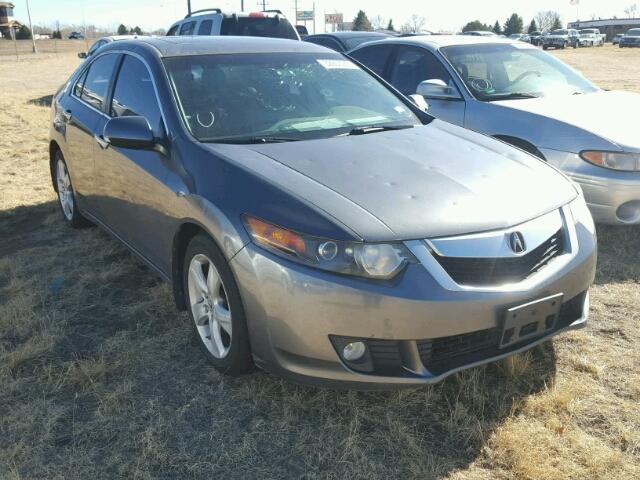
left=212, top=120, right=576, bottom=240
left=494, top=90, right=640, bottom=152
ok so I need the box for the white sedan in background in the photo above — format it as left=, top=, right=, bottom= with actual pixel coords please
left=350, top=36, right=640, bottom=225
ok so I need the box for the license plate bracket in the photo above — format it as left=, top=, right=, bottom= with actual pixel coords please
left=500, top=293, right=564, bottom=349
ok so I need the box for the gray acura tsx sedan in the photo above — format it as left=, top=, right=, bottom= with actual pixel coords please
left=49, top=37, right=596, bottom=388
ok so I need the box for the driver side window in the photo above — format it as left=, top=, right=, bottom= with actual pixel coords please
left=389, top=46, right=453, bottom=96
left=110, top=55, right=162, bottom=136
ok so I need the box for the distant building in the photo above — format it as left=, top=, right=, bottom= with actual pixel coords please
left=568, top=18, right=640, bottom=41
left=0, top=2, right=21, bottom=39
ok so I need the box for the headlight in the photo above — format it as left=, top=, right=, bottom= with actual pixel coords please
left=569, top=191, right=595, bottom=233
left=243, top=216, right=416, bottom=279
left=580, top=151, right=640, bottom=171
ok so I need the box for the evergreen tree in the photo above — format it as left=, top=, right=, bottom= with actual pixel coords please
left=387, top=19, right=395, bottom=31
left=492, top=20, right=502, bottom=35
left=503, top=13, right=524, bottom=36
left=462, top=20, right=491, bottom=32
left=132, top=26, right=143, bottom=35
left=15, top=25, right=32, bottom=40
left=527, top=19, right=538, bottom=33
left=117, top=24, right=128, bottom=35
left=551, top=15, right=563, bottom=30
left=352, top=10, right=372, bottom=31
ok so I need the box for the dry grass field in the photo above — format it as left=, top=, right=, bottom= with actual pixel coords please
left=1, top=43, right=639, bottom=479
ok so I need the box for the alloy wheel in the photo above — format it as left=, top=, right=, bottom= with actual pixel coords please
left=56, top=159, right=74, bottom=221
left=187, top=254, right=232, bottom=359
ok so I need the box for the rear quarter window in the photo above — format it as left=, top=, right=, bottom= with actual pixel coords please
left=167, top=25, right=179, bottom=36
left=220, top=17, right=298, bottom=40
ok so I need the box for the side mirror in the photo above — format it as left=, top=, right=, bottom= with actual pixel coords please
left=103, top=116, right=155, bottom=150
left=416, top=79, right=462, bottom=101
left=78, top=52, right=87, bottom=59
left=408, top=94, right=429, bottom=111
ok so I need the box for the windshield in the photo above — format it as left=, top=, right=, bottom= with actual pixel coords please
left=580, top=33, right=595, bottom=37
left=441, top=43, right=598, bottom=101
left=626, top=29, right=640, bottom=36
left=551, top=30, right=568, bottom=35
left=220, top=17, right=298, bottom=40
left=164, top=52, right=421, bottom=143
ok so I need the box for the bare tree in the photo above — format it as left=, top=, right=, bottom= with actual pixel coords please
left=401, top=14, right=427, bottom=34
left=624, top=4, right=638, bottom=18
left=370, top=15, right=387, bottom=30
left=535, top=10, right=562, bottom=32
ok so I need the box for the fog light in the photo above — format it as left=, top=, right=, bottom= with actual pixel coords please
left=342, top=341, right=366, bottom=361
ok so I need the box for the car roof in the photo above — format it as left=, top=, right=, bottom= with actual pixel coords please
left=307, top=31, right=391, bottom=39
left=349, top=34, right=522, bottom=51
left=110, top=36, right=327, bottom=57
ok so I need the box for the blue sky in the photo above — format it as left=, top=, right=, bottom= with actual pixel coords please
left=13, top=0, right=640, bottom=32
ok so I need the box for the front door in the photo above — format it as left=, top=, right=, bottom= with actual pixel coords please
left=387, top=45, right=466, bottom=125
left=93, top=54, right=173, bottom=271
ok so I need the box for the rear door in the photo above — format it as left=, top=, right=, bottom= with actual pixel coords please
left=93, top=54, right=172, bottom=270
left=63, top=53, right=119, bottom=210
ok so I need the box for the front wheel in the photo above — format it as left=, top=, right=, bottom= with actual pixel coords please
left=183, top=234, right=253, bottom=375
left=53, top=151, right=90, bottom=228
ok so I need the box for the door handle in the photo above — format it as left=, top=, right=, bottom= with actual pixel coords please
left=94, top=134, right=110, bottom=150
left=62, top=109, right=72, bottom=122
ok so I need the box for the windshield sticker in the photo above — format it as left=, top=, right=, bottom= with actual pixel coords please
left=317, top=59, right=359, bottom=70
left=196, top=111, right=215, bottom=128
left=289, top=118, right=345, bottom=130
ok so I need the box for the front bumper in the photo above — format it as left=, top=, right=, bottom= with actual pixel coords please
left=230, top=208, right=597, bottom=389
left=541, top=148, right=640, bottom=225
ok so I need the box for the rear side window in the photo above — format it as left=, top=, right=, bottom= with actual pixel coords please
left=76, top=54, right=119, bottom=110
left=349, top=44, right=394, bottom=77
left=167, top=25, right=179, bottom=36
left=110, top=55, right=162, bottom=135
left=197, top=19, right=213, bottom=35
left=179, top=21, right=196, bottom=35
left=220, top=17, right=298, bottom=40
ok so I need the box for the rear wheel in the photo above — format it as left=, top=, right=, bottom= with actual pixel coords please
left=183, top=234, right=252, bottom=375
left=53, top=151, right=90, bottom=228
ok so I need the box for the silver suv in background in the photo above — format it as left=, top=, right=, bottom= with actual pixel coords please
left=166, top=8, right=299, bottom=40
left=543, top=29, right=579, bottom=49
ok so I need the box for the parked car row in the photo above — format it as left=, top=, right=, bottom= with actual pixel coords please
left=54, top=9, right=637, bottom=388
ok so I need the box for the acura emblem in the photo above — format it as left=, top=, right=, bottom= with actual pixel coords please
left=509, top=232, right=526, bottom=254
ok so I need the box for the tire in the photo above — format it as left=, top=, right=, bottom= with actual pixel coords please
left=183, top=234, right=252, bottom=376
left=53, top=151, right=90, bottom=228
left=543, top=46, right=548, bottom=50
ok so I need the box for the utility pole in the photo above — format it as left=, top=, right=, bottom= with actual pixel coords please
left=187, top=0, right=191, bottom=15
left=25, top=0, right=37, bottom=53
left=294, top=0, right=298, bottom=24
left=257, top=0, right=268, bottom=11
left=241, top=0, right=244, bottom=11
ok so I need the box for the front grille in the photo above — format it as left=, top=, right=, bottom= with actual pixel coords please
left=416, top=291, right=587, bottom=375
left=433, top=229, right=564, bottom=286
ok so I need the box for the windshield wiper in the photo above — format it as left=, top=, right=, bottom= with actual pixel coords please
left=208, top=136, right=301, bottom=144
left=481, top=92, right=539, bottom=101
left=339, top=124, right=415, bottom=136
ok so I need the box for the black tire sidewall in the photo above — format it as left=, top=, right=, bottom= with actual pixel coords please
left=182, top=234, right=252, bottom=375
left=54, top=151, right=88, bottom=228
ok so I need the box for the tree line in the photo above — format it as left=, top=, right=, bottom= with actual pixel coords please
left=462, top=10, right=563, bottom=36
left=350, top=9, right=565, bottom=36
